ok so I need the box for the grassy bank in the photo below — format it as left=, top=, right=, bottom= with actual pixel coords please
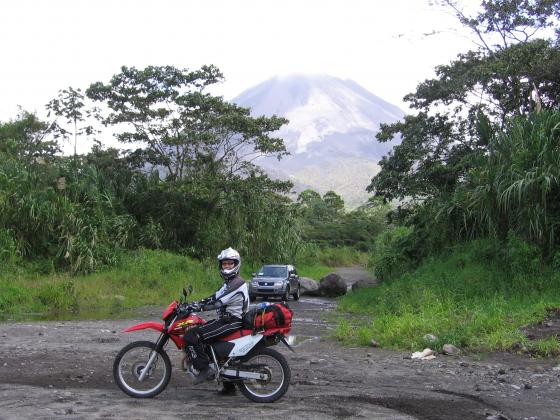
left=336, top=241, right=560, bottom=357
left=0, top=246, right=351, bottom=320
left=0, top=250, right=221, bottom=320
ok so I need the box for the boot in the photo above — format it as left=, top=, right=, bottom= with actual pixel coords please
left=217, top=382, right=237, bottom=396
left=192, top=364, right=216, bottom=385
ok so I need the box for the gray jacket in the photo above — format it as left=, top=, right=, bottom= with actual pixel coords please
left=201, top=275, right=249, bottom=319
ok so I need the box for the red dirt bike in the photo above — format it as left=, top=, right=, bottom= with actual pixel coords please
left=113, top=286, right=293, bottom=403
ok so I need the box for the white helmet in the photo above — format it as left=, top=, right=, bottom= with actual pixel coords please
left=217, top=247, right=241, bottom=281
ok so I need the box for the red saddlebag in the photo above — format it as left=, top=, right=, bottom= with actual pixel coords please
left=243, top=302, right=293, bottom=332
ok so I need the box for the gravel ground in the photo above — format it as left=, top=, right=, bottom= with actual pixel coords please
left=0, top=268, right=559, bottom=419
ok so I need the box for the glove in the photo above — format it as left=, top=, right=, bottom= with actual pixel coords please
left=190, top=302, right=202, bottom=312
left=176, top=303, right=193, bottom=317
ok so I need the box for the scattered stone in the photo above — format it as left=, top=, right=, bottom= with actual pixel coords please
left=524, top=383, right=533, bottom=389
left=423, top=334, right=438, bottom=342
left=511, top=384, right=521, bottom=390
left=351, top=278, right=377, bottom=291
left=318, top=273, right=347, bottom=297
left=299, top=277, right=320, bottom=296
left=459, top=361, right=470, bottom=367
left=486, top=414, right=510, bottom=420
left=411, top=348, right=435, bottom=360
left=498, top=368, right=506, bottom=375
left=442, top=344, right=459, bottom=355
left=370, top=339, right=379, bottom=348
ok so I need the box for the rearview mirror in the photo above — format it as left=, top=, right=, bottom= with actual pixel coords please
left=183, top=285, right=194, bottom=297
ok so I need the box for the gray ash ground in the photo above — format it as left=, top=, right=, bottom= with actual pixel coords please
left=0, top=268, right=559, bottom=419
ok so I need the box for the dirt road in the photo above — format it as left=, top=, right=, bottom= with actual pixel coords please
left=0, top=268, right=559, bottom=419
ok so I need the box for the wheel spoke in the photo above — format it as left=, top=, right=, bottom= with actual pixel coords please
left=114, top=341, right=171, bottom=398
left=242, top=354, right=284, bottom=398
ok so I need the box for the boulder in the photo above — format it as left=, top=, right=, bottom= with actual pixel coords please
left=351, top=278, right=377, bottom=291
left=442, top=344, right=460, bottom=355
left=319, top=273, right=347, bottom=297
left=299, top=277, right=320, bottom=296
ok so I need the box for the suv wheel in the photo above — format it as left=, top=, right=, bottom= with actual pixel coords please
left=292, top=285, right=300, bottom=301
left=282, top=286, right=290, bottom=302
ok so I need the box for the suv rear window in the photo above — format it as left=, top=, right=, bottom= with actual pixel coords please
left=257, top=266, right=287, bottom=277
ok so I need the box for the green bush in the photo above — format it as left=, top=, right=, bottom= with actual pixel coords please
left=505, top=231, right=542, bottom=275
left=337, top=241, right=560, bottom=355
left=370, top=226, right=414, bottom=281
left=0, top=228, right=20, bottom=272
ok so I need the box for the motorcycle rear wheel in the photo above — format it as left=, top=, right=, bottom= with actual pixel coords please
left=113, top=340, right=171, bottom=398
left=237, top=347, right=291, bottom=403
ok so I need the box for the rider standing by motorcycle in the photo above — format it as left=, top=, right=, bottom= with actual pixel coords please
left=183, top=247, right=249, bottom=395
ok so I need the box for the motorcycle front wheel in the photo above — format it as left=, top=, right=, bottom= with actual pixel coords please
left=237, top=347, right=291, bottom=403
left=113, top=340, right=171, bottom=398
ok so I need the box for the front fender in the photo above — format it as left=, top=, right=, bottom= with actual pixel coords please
left=123, top=321, right=165, bottom=333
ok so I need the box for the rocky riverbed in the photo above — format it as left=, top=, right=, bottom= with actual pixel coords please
left=0, top=268, right=558, bottom=419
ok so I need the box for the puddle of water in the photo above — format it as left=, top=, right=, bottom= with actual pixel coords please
left=0, top=306, right=157, bottom=323
left=286, top=335, right=319, bottom=346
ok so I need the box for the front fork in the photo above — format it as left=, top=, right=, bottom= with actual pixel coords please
left=138, top=332, right=169, bottom=381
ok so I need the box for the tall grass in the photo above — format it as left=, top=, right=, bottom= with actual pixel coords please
left=336, top=239, right=560, bottom=356
left=0, top=249, right=219, bottom=319
left=444, top=111, right=560, bottom=254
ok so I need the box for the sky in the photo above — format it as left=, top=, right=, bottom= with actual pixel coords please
left=0, top=0, right=477, bottom=124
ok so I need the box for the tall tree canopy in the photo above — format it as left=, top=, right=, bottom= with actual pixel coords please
left=86, top=65, right=288, bottom=181
left=369, top=0, right=560, bottom=202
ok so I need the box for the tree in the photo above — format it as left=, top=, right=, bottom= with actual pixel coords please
left=86, top=65, right=288, bottom=181
left=46, top=87, right=98, bottom=157
left=85, top=65, right=299, bottom=258
left=323, top=191, right=345, bottom=217
left=0, top=110, right=60, bottom=163
left=369, top=0, right=560, bottom=202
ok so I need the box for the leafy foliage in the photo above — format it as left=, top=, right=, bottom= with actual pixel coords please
left=367, top=1, right=560, bottom=274
left=337, top=237, right=560, bottom=355
left=296, top=190, right=390, bottom=251
left=370, top=1, right=560, bottom=203
left=86, top=65, right=288, bottom=180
